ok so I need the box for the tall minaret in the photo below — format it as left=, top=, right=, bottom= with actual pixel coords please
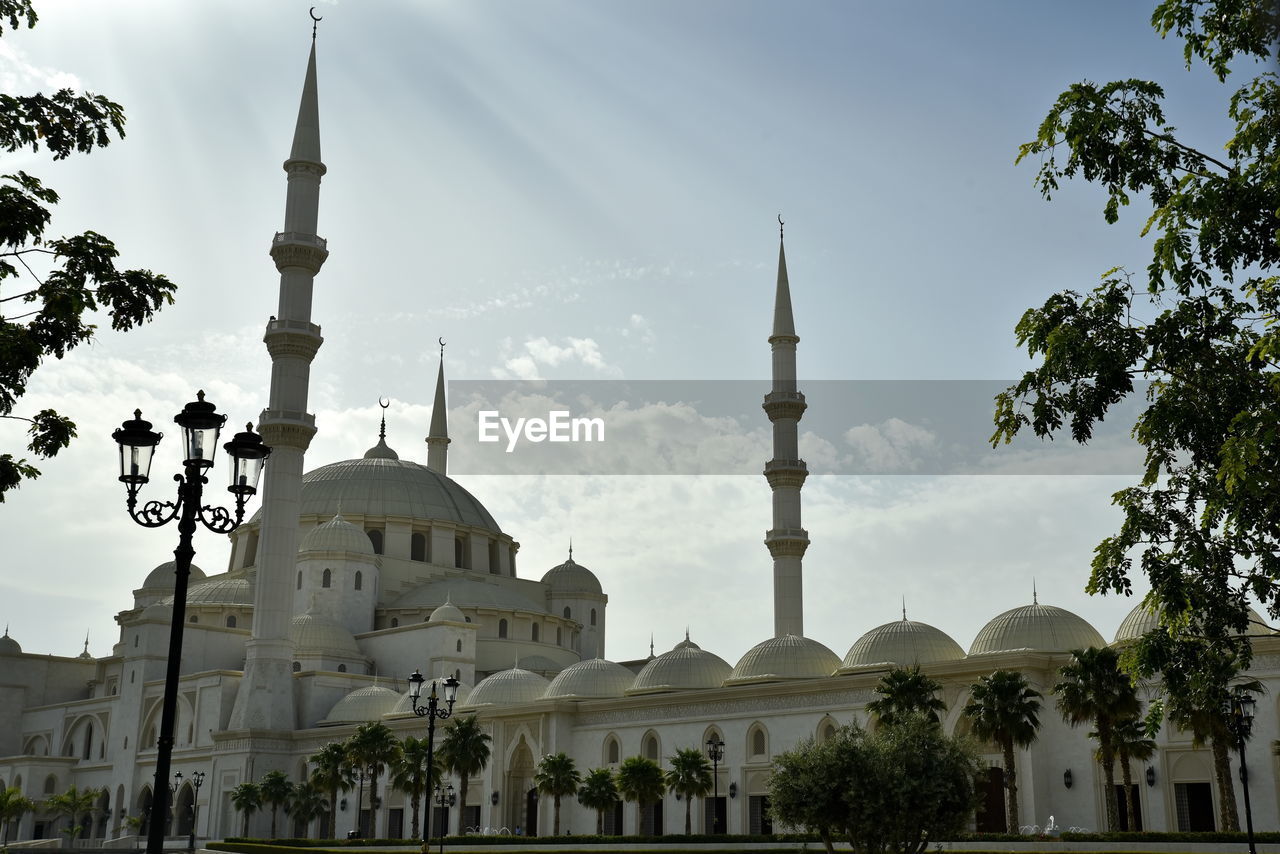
left=228, top=27, right=328, bottom=732
left=762, top=218, right=808, bottom=638
left=426, top=342, right=450, bottom=473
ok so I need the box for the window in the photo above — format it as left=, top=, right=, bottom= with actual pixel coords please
left=454, top=668, right=461, bottom=680
left=590, top=609, right=597, bottom=626
left=606, top=737, right=620, bottom=765
left=367, top=529, right=384, bottom=554
left=454, top=536, right=469, bottom=569
left=337, top=664, right=347, bottom=673
left=456, top=640, right=463, bottom=652
left=296, top=571, right=302, bottom=590
left=531, top=623, right=540, bottom=642
left=354, top=570, right=363, bottom=591
left=556, top=627, right=562, bottom=646
left=643, top=733, right=659, bottom=761
left=44, top=775, right=56, bottom=794
left=322, top=568, right=332, bottom=588
left=563, top=606, right=571, bottom=619
left=489, top=541, right=500, bottom=574
left=244, top=530, right=259, bottom=567
left=390, top=618, right=399, bottom=628
left=411, top=533, right=427, bottom=562
left=188, top=615, right=198, bottom=623
left=498, top=619, right=508, bottom=639
left=226, top=616, right=237, bottom=628
left=82, top=722, right=92, bottom=760
left=292, top=661, right=301, bottom=672
left=749, top=725, right=767, bottom=758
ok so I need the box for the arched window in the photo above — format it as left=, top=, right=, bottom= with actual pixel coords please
left=367, top=529, right=384, bottom=554
left=44, top=774, right=57, bottom=794
left=354, top=570, right=363, bottom=591
left=606, top=736, right=620, bottom=765
left=821, top=722, right=837, bottom=743
left=531, top=623, right=540, bottom=642
left=454, top=668, right=461, bottom=680
left=498, top=619, right=508, bottom=639
left=292, top=661, right=301, bottom=672
left=296, top=570, right=302, bottom=590
left=390, top=618, right=399, bottom=628
left=489, top=540, right=500, bottom=574
left=556, top=627, right=563, bottom=646
left=563, top=606, right=571, bottom=619
left=188, top=615, right=198, bottom=624
left=748, top=725, right=768, bottom=758
left=226, top=616, right=237, bottom=628
left=643, top=732, right=659, bottom=761
left=337, top=664, right=347, bottom=673
left=82, top=722, right=93, bottom=760
left=322, top=568, right=332, bottom=588
left=243, top=530, right=259, bottom=567
left=411, top=533, right=427, bottom=562
left=454, top=537, right=467, bottom=568
left=456, top=640, right=463, bottom=652
left=590, top=608, right=597, bottom=626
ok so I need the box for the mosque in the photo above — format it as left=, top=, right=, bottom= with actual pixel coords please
left=2, top=27, right=1279, bottom=846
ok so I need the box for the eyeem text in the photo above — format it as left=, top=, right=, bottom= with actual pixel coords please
left=477, top=410, right=606, bottom=453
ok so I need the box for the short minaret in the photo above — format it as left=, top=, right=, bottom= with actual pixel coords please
left=762, top=218, right=808, bottom=638
left=229, top=27, right=328, bottom=732
left=426, top=341, right=450, bottom=473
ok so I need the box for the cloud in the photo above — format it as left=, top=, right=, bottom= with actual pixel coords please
left=844, top=417, right=939, bottom=472
left=0, top=41, right=81, bottom=92
left=491, top=336, right=621, bottom=380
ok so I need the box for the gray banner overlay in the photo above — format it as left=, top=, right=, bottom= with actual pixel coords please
left=443, top=380, right=1148, bottom=476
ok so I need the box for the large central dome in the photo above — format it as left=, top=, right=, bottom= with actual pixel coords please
left=288, top=457, right=501, bottom=531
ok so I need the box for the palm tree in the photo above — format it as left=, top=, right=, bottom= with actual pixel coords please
left=962, top=669, right=1042, bottom=833
left=866, top=665, right=947, bottom=726
left=44, top=785, right=101, bottom=843
left=390, top=735, right=439, bottom=839
left=437, top=715, right=491, bottom=836
left=230, top=782, right=262, bottom=838
left=616, top=757, right=665, bottom=836
left=258, top=770, right=294, bottom=839
left=534, top=752, right=581, bottom=836
left=1054, top=646, right=1139, bottom=831
left=287, top=780, right=328, bottom=840
left=346, top=721, right=403, bottom=839
left=308, top=741, right=353, bottom=839
left=577, top=769, right=619, bottom=835
left=665, top=748, right=713, bottom=835
left=1105, top=716, right=1156, bottom=831
left=0, top=786, right=35, bottom=844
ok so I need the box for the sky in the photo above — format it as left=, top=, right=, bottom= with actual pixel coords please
left=0, top=1, right=1248, bottom=667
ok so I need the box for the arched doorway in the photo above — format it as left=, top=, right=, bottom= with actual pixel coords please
left=975, top=766, right=1007, bottom=832
left=94, top=789, right=111, bottom=839
left=505, top=739, right=535, bottom=833
left=137, top=788, right=153, bottom=836
left=524, top=788, right=538, bottom=837
left=174, top=785, right=194, bottom=838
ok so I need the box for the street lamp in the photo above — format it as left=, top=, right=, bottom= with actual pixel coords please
left=188, top=772, right=205, bottom=852
left=1230, top=690, right=1258, bottom=854
left=409, top=671, right=460, bottom=849
left=114, top=392, right=270, bottom=854
left=432, top=784, right=456, bottom=854
left=705, top=734, right=724, bottom=834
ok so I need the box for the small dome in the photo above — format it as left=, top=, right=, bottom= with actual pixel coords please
left=840, top=619, right=966, bottom=671
left=300, top=513, right=375, bottom=555
left=969, top=602, right=1106, bottom=656
left=387, top=682, right=473, bottom=717
left=291, top=611, right=361, bottom=655
left=1114, top=601, right=1270, bottom=643
left=164, top=577, right=253, bottom=606
left=725, top=634, right=841, bottom=686
left=429, top=595, right=465, bottom=624
left=142, top=561, right=206, bottom=589
left=544, top=658, right=635, bottom=699
left=321, top=685, right=401, bottom=724
left=627, top=639, right=732, bottom=695
left=464, top=668, right=550, bottom=707
left=363, top=436, right=400, bottom=460
left=0, top=628, right=21, bottom=655
left=541, top=554, right=602, bottom=595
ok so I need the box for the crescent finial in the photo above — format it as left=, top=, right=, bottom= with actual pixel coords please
left=439, top=337, right=446, bottom=358
left=378, top=397, right=390, bottom=410
left=778, top=213, right=784, bottom=239
left=309, top=7, right=322, bottom=39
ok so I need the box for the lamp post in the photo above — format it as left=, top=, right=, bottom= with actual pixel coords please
left=705, top=735, right=724, bottom=835
left=432, top=784, right=455, bottom=854
left=409, top=671, right=460, bottom=850
left=113, top=392, right=270, bottom=854
left=1230, top=690, right=1258, bottom=854
left=188, top=771, right=205, bottom=853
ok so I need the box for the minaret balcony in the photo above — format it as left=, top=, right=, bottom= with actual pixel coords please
left=264, top=318, right=324, bottom=361
left=271, top=231, right=329, bottom=274
left=765, top=528, right=810, bottom=558
left=763, top=459, right=809, bottom=489
left=762, top=391, right=807, bottom=421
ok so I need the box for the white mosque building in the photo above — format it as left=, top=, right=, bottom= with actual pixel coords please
left=2, top=28, right=1279, bottom=845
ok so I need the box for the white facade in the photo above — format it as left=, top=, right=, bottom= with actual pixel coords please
left=1, top=27, right=1277, bottom=847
